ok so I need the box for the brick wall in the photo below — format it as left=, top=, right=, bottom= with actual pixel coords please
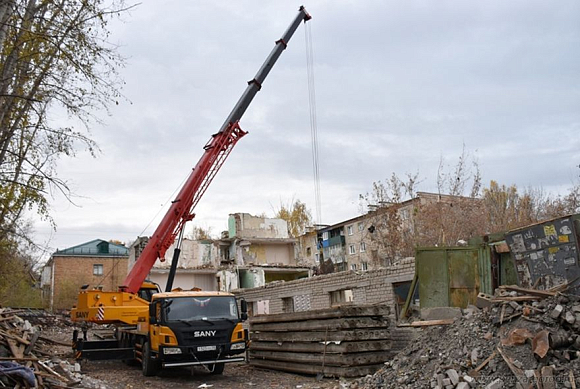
left=234, top=257, right=417, bottom=351
left=52, top=255, right=128, bottom=310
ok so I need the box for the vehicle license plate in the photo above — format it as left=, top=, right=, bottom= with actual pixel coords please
left=197, top=345, right=216, bottom=352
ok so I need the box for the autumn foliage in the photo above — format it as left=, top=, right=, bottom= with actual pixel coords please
left=361, top=151, right=580, bottom=266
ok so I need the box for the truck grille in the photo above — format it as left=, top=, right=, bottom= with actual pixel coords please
left=180, top=329, right=229, bottom=346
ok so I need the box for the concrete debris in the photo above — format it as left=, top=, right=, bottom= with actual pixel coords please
left=353, top=286, right=580, bottom=388
left=0, top=307, right=110, bottom=388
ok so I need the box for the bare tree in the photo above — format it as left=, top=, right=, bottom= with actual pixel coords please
left=360, top=172, right=420, bottom=265
left=0, top=0, right=131, bottom=244
left=189, top=225, right=213, bottom=240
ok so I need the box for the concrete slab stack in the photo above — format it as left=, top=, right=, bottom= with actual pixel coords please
left=248, top=304, right=392, bottom=377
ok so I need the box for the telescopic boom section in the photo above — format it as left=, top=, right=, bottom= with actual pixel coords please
left=122, top=6, right=311, bottom=294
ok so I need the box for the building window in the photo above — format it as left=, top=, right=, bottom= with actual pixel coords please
left=362, top=262, right=368, bottom=271
left=336, top=262, right=347, bottom=272
left=358, top=222, right=364, bottom=232
left=351, top=263, right=357, bottom=271
left=322, top=231, right=329, bottom=240
left=349, top=244, right=356, bottom=255
left=315, top=253, right=320, bottom=263
left=256, top=300, right=270, bottom=315
left=282, top=297, right=294, bottom=313
left=360, top=242, right=366, bottom=252
left=393, top=281, right=419, bottom=320
left=93, top=264, right=103, bottom=276
left=330, top=289, right=354, bottom=306
left=97, top=241, right=110, bottom=254
left=347, top=225, right=353, bottom=235
left=293, top=294, right=311, bottom=312
left=306, top=247, right=312, bottom=256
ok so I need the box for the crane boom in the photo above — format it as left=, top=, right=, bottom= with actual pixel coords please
left=122, top=6, right=311, bottom=294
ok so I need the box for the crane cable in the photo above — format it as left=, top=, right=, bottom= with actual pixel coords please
left=305, top=21, right=322, bottom=226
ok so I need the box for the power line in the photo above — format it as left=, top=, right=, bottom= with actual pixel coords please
left=305, top=21, right=322, bottom=226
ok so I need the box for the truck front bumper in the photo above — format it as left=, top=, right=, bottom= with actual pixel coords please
left=159, top=343, right=247, bottom=367
left=163, top=356, right=245, bottom=368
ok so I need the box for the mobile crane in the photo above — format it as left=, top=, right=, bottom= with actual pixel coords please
left=70, top=6, right=311, bottom=376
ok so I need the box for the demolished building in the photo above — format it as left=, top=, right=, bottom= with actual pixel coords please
left=128, top=213, right=312, bottom=292
left=218, top=213, right=311, bottom=291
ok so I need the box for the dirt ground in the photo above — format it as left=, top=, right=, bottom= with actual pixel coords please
left=40, top=319, right=351, bottom=389
left=81, top=359, right=347, bottom=389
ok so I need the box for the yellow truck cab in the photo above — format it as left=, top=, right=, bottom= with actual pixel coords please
left=73, top=288, right=248, bottom=376
left=142, top=291, right=248, bottom=375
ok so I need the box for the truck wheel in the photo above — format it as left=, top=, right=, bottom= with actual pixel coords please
left=209, top=362, right=224, bottom=375
left=142, top=342, right=159, bottom=376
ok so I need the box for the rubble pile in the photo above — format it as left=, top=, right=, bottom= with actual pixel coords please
left=354, top=285, right=580, bottom=389
left=0, top=308, right=108, bottom=388
left=13, top=308, right=74, bottom=328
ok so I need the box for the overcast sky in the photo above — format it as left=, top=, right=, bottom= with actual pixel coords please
left=33, top=1, right=580, bottom=259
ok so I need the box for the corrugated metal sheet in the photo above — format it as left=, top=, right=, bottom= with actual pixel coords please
left=416, top=246, right=492, bottom=309
left=417, top=249, right=448, bottom=308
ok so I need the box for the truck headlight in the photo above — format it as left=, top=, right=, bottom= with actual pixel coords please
left=163, top=347, right=182, bottom=354
left=231, top=342, right=245, bottom=350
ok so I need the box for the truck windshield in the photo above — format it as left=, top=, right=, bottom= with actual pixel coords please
left=165, top=296, right=238, bottom=321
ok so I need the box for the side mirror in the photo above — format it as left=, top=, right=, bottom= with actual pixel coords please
left=149, top=302, right=157, bottom=325
left=240, top=299, right=248, bottom=321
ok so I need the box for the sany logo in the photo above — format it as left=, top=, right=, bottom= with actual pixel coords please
left=194, top=330, right=216, bottom=337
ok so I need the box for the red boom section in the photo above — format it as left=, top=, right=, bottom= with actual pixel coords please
left=122, top=122, right=247, bottom=293
left=121, top=6, right=310, bottom=294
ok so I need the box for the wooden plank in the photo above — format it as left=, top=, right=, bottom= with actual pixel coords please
left=250, top=339, right=392, bottom=354
left=0, top=330, right=30, bottom=345
left=33, top=362, right=44, bottom=387
left=498, top=285, right=556, bottom=298
left=0, top=310, right=26, bottom=316
left=251, top=328, right=390, bottom=342
left=6, top=338, right=24, bottom=359
left=24, top=332, right=40, bottom=356
left=250, top=358, right=384, bottom=378
left=251, top=317, right=389, bottom=332
left=490, top=295, right=541, bottom=302
left=473, top=351, right=496, bottom=373
left=400, top=272, right=418, bottom=319
left=37, top=360, right=65, bottom=381
left=398, top=319, right=454, bottom=327
left=249, top=304, right=391, bottom=324
left=497, top=346, right=533, bottom=389
left=249, top=349, right=391, bottom=366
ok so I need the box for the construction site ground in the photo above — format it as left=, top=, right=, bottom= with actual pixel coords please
left=81, top=360, right=345, bottom=389
left=0, top=309, right=348, bottom=389
left=43, top=323, right=346, bottom=389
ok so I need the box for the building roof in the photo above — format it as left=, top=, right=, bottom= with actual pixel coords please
left=53, top=239, right=129, bottom=257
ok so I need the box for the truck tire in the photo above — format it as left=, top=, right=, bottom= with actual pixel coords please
left=209, top=362, right=224, bottom=375
left=142, top=342, right=159, bottom=376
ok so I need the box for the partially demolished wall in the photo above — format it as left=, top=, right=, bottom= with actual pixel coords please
left=234, top=259, right=416, bottom=352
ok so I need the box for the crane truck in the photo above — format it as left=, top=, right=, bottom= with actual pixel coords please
left=70, top=6, right=311, bottom=376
